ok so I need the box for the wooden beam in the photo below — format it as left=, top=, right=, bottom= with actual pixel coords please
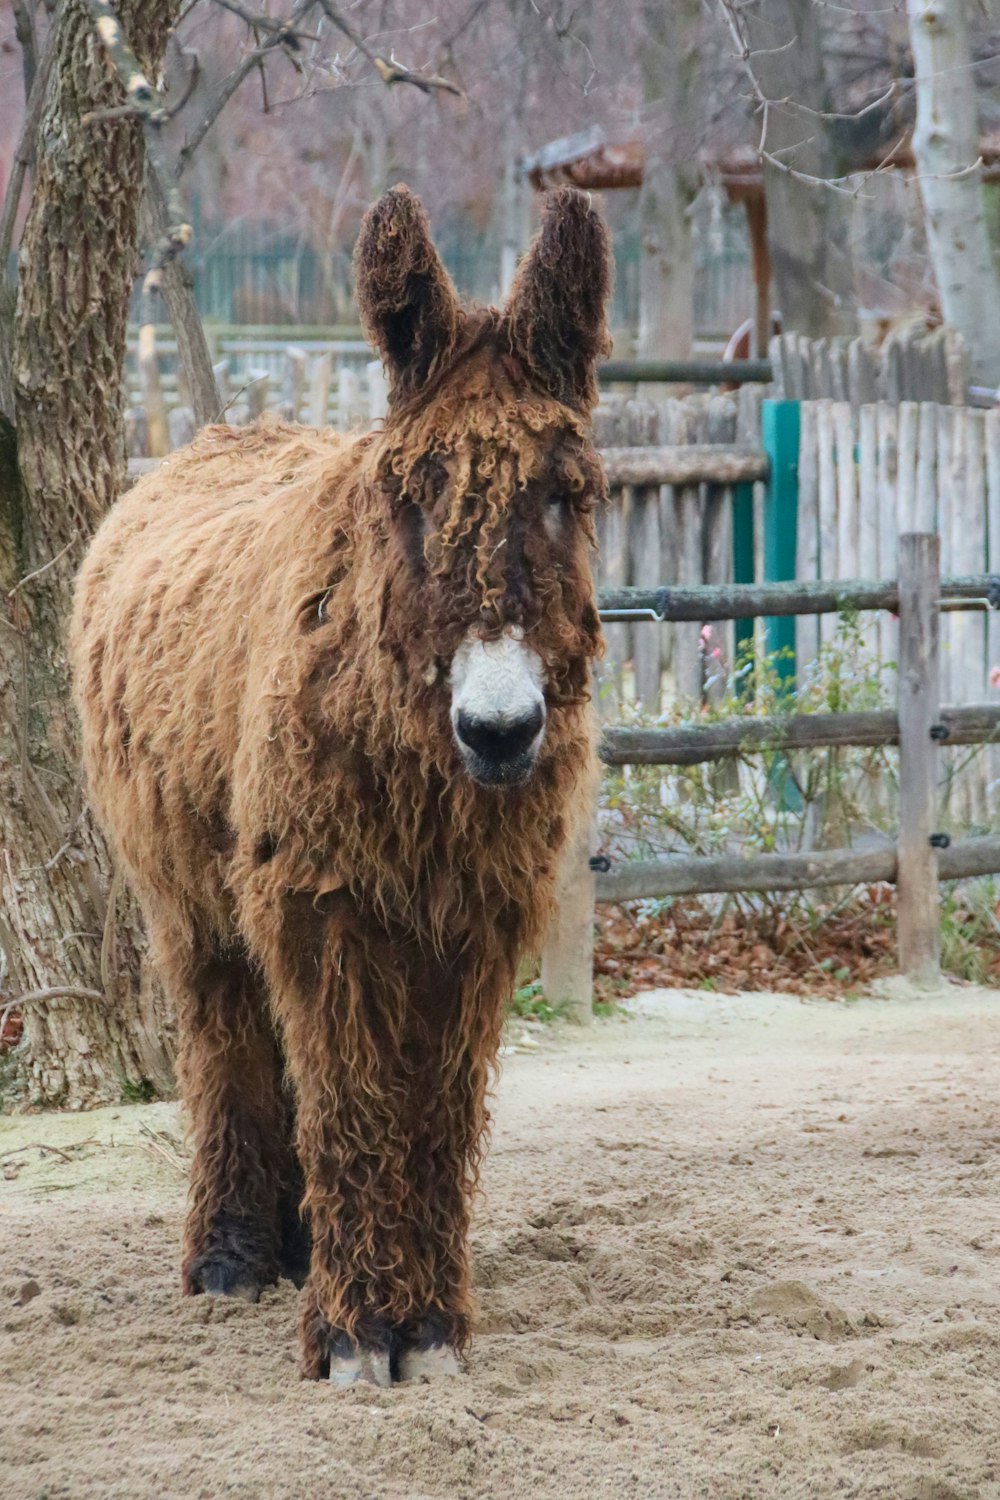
left=600, top=704, right=1000, bottom=766
left=599, top=359, right=773, bottom=385
left=598, top=574, right=1000, bottom=622
left=601, top=444, right=768, bottom=487
left=594, top=834, right=1000, bottom=902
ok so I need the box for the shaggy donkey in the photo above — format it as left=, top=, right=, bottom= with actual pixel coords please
left=71, top=185, right=611, bottom=1386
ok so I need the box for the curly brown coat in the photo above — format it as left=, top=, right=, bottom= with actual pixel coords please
left=70, top=185, right=612, bottom=1381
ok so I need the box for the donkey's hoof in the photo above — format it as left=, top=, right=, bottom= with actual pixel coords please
left=398, top=1342, right=463, bottom=1382
left=329, top=1347, right=393, bottom=1388
left=188, top=1257, right=273, bottom=1302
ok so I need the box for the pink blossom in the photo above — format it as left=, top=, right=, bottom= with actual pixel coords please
left=711, top=648, right=722, bottom=660
left=700, top=624, right=712, bottom=643
left=991, top=665, right=1000, bottom=689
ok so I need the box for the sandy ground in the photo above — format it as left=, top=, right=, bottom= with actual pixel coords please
left=4, top=984, right=1000, bottom=1500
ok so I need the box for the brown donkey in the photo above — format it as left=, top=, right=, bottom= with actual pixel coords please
left=71, top=186, right=611, bottom=1386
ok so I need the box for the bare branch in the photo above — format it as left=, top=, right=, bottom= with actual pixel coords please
left=315, top=0, right=464, bottom=96
left=178, top=0, right=319, bottom=173
left=12, top=0, right=38, bottom=100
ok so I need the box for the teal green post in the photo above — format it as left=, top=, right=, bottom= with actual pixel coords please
left=732, top=482, right=754, bottom=664
left=761, top=400, right=800, bottom=690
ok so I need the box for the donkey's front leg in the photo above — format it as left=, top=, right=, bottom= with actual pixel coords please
left=257, top=891, right=433, bottom=1385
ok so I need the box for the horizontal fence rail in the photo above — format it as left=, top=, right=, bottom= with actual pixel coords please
left=596, top=573, right=1000, bottom=622
left=598, top=359, right=773, bottom=385
left=600, top=704, right=1000, bottom=766
left=600, top=444, right=769, bottom=486
left=594, top=836, right=1000, bottom=902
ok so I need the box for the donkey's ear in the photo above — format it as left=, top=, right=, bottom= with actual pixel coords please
left=353, top=185, right=460, bottom=400
left=505, top=188, right=612, bottom=411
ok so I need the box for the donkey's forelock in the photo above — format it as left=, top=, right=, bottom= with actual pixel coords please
left=354, top=184, right=613, bottom=412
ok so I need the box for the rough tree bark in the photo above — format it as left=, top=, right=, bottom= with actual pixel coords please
left=741, top=0, right=853, bottom=338
left=1, top=0, right=182, bottom=1107
left=907, top=0, right=1000, bottom=389
left=637, top=0, right=701, bottom=360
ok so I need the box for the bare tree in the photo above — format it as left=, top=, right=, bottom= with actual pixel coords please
left=637, top=0, right=702, bottom=360
left=727, top=0, right=854, bottom=337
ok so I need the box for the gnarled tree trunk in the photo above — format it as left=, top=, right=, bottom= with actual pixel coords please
left=1, top=0, right=181, bottom=1107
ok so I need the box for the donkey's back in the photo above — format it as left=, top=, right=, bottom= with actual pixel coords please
left=71, top=418, right=359, bottom=921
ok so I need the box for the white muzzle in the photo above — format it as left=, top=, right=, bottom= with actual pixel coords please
left=449, top=627, right=547, bottom=786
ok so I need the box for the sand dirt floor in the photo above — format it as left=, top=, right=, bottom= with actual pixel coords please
left=4, top=984, right=1000, bottom=1499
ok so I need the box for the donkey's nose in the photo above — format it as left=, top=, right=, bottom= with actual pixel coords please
left=455, top=704, right=545, bottom=764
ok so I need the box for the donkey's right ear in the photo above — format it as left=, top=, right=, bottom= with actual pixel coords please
left=353, top=186, right=460, bottom=402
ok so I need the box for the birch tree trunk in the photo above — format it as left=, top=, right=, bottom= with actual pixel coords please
left=637, top=0, right=700, bottom=360
left=1, top=0, right=181, bottom=1108
left=907, top=0, right=1000, bottom=389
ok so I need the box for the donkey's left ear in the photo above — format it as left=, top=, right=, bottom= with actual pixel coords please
left=505, top=188, right=612, bottom=411
left=354, top=185, right=460, bottom=401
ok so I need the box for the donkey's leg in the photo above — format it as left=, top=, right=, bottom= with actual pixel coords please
left=154, top=917, right=291, bottom=1300
left=249, top=890, right=431, bottom=1385
left=394, top=1047, right=489, bottom=1382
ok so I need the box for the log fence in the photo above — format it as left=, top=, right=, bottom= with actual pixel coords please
left=542, top=535, right=1000, bottom=1021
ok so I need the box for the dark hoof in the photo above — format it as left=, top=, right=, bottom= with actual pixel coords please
left=189, top=1258, right=272, bottom=1302
left=184, top=1213, right=277, bottom=1301
left=277, top=1202, right=311, bottom=1289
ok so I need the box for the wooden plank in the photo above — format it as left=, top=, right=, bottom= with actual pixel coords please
left=308, top=352, right=332, bottom=430
left=896, top=532, right=941, bottom=985
left=834, top=401, right=859, bottom=588
left=897, top=401, right=919, bottom=533
left=914, top=402, right=938, bottom=531
left=703, top=396, right=737, bottom=700
left=600, top=444, right=768, bottom=487
left=876, top=402, right=899, bottom=671
left=795, top=401, right=820, bottom=676
left=600, top=704, right=1000, bottom=765
left=631, top=484, right=662, bottom=710
left=594, top=834, right=1000, bottom=903
left=817, top=400, right=837, bottom=646
left=668, top=399, right=704, bottom=705
left=858, top=404, right=879, bottom=666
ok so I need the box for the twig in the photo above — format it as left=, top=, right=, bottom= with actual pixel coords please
left=315, top=0, right=463, bottom=96
left=138, top=1123, right=188, bottom=1173
left=178, top=0, right=319, bottom=173
left=7, top=538, right=77, bottom=600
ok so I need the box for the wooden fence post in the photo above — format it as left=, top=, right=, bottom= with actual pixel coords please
left=540, top=804, right=595, bottom=1025
left=897, top=532, right=941, bottom=985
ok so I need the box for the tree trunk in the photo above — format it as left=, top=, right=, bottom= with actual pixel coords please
left=743, top=0, right=853, bottom=338
left=637, top=0, right=700, bottom=361
left=907, top=0, right=1000, bottom=389
left=1, top=0, right=181, bottom=1108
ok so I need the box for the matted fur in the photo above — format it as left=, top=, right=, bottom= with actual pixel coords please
left=71, top=185, right=611, bottom=1378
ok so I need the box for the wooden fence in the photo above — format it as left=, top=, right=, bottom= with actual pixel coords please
left=542, top=537, right=1000, bottom=1021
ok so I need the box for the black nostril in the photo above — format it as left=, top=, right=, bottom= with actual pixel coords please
left=456, top=703, right=544, bottom=761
